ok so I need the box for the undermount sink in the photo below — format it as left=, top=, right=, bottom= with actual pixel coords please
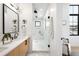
left=0, top=47, right=8, bottom=52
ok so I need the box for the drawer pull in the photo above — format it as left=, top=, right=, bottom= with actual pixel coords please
left=25, top=40, right=27, bottom=45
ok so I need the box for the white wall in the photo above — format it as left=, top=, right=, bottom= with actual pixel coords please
left=18, top=3, right=32, bottom=52
left=61, top=4, right=70, bottom=38
left=0, top=4, right=3, bottom=42
left=4, top=3, right=17, bottom=13
left=18, top=3, right=32, bottom=36
left=0, top=4, right=3, bottom=35
left=69, top=36, right=79, bottom=47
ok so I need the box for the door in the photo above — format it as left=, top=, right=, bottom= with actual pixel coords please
left=44, top=17, right=54, bottom=52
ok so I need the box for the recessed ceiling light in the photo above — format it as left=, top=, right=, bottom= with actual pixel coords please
left=46, top=21, right=50, bottom=27
left=39, top=14, right=42, bottom=17
left=40, top=9, right=43, bottom=11
left=50, top=8, right=55, bottom=12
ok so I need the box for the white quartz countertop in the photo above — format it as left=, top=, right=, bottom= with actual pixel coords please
left=0, top=35, right=29, bottom=56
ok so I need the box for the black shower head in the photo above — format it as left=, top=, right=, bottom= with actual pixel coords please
left=34, top=10, right=37, bottom=13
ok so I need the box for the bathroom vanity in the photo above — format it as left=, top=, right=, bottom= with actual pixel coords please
left=0, top=36, right=30, bottom=56
left=0, top=3, right=30, bottom=56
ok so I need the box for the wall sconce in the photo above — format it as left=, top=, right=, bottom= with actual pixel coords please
left=23, top=19, right=26, bottom=24
left=21, top=19, right=27, bottom=29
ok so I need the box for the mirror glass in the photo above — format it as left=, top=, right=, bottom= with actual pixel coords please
left=3, top=4, right=19, bottom=34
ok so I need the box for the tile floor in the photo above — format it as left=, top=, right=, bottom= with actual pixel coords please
left=27, top=51, right=50, bottom=56
left=71, top=52, right=79, bottom=56
left=27, top=51, right=79, bottom=56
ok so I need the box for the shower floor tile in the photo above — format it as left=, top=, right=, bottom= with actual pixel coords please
left=27, top=51, right=50, bottom=56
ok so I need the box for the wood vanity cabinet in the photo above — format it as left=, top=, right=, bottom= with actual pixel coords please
left=7, top=38, right=30, bottom=56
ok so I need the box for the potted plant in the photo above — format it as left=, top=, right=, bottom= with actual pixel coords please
left=2, top=33, right=13, bottom=44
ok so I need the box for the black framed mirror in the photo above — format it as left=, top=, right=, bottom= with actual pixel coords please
left=3, top=4, right=19, bottom=34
